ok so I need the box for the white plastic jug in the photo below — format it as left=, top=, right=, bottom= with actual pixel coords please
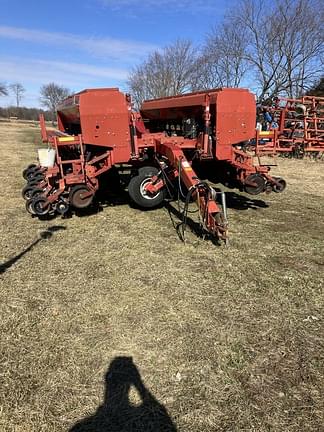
left=38, top=148, right=56, bottom=168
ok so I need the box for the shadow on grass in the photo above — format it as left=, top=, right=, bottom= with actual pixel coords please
left=225, top=191, right=269, bottom=211
left=0, top=225, right=66, bottom=274
left=73, top=188, right=163, bottom=218
left=164, top=190, right=268, bottom=245
left=76, top=189, right=268, bottom=217
left=70, top=356, right=177, bottom=432
left=72, top=187, right=131, bottom=218
left=164, top=201, right=215, bottom=244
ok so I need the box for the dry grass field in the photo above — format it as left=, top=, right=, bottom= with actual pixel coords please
left=0, top=121, right=323, bottom=432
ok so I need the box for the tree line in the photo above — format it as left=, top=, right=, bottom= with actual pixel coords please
left=0, top=106, right=52, bottom=121
left=128, top=0, right=323, bottom=106
left=0, top=82, right=70, bottom=121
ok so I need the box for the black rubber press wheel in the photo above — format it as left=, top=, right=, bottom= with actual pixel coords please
left=29, top=173, right=45, bottom=184
left=25, top=167, right=42, bottom=181
left=273, top=178, right=286, bottom=193
left=27, top=179, right=41, bottom=187
left=22, top=185, right=38, bottom=200
left=29, top=188, right=44, bottom=199
left=22, top=164, right=37, bottom=180
left=31, top=197, right=50, bottom=216
left=26, top=199, right=36, bottom=215
left=128, top=166, right=166, bottom=208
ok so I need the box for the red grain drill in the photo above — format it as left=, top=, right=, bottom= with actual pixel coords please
left=22, top=87, right=287, bottom=244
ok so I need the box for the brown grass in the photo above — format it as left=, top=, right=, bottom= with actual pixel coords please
left=0, top=121, right=323, bottom=431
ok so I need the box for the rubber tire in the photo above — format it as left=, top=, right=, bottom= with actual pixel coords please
left=29, top=188, right=44, bottom=199
left=22, top=164, right=37, bottom=180
left=27, top=179, right=42, bottom=187
left=29, top=174, right=44, bottom=183
left=25, top=167, right=41, bottom=181
left=26, top=199, right=36, bottom=215
left=27, top=163, right=37, bottom=170
left=273, top=178, right=286, bottom=193
left=31, top=197, right=50, bottom=216
left=128, top=166, right=165, bottom=209
left=22, top=185, right=38, bottom=200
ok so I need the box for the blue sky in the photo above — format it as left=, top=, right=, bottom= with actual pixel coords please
left=0, top=0, right=229, bottom=107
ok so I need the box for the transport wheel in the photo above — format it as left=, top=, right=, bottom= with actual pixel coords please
left=26, top=199, right=36, bottom=215
left=128, top=166, right=166, bottom=208
left=22, top=164, right=37, bottom=179
left=31, top=197, right=50, bottom=216
left=244, top=174, right=266, bottom=195
left=273, top=178, right=286, bottom=193
left=69, top=185, right=94, bottom=208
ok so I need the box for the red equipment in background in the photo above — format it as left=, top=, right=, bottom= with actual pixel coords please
left=22, top=87, right=286, bottom=244
left=254, top=95, right=324, bottom=157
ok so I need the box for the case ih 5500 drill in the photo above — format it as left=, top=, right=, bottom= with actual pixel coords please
left=22, top=87, right=286, bottom=244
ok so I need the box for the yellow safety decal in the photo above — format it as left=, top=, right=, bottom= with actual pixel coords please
left=182, top=161, right=191, bottom=168
left=58, top=136, right=75, bottom=142
left=259, top=131, right=272, bottom=136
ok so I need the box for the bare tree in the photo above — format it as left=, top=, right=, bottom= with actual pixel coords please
left=128, top=0, right=323, bottom=104
left=9, top=83, right=25, bottom=108
left=194, top=21, right=249, bottom=90
left=128, top=39, right=199, bottom=107
left=0, top=83, right=8, bottom=97
left=231, top=0, right=324, bottom=100
left=40, top=83, right=70, bottom=121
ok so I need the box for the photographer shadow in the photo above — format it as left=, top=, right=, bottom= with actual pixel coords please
left=70, top=356, right=177, bottom=432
